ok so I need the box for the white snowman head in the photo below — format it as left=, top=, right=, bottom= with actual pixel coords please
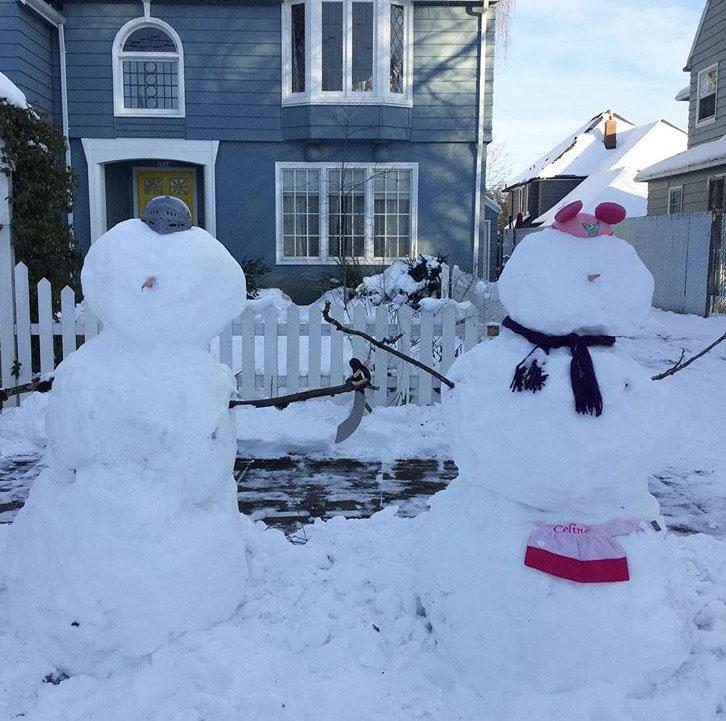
left=81, top=211, right=246, bottom=347
left=498, top=201, right=653, bottom=336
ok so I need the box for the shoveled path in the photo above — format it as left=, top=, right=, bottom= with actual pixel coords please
left=1, top=454, right=723, bottom=539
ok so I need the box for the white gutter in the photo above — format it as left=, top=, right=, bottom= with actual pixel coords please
left=17, top=0, right=71, bottom=225
left=471, top=0, right=491, bottom=280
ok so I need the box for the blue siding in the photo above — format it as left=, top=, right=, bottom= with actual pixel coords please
left=63, top=1, right=284, bottom=141
left=56, top=0, right=494, bottom=299
left=411, top=3, right=490, bottom=143
left=216, top=140, right=475, bottom=302
left=0, top=1, right=59, bottom=124
left=61, top=0, right=488, bottom=144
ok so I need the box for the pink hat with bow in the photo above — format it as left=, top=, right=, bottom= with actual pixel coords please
left=552, top=200, right=627, bottom=238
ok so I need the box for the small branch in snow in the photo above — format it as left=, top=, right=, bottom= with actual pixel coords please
left=229, top=379, right=375, bottom=411
left=322, top=302, right=455, bottom=389
left=0, top=376, right=54, bottom=403
left=651, top=332, right=726, bottom=381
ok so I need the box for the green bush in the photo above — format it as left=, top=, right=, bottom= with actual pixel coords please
left=0, top=99, right=79, bottom=309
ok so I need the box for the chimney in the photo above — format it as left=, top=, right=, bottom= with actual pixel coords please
left=604, top=113, right=617, bottom=150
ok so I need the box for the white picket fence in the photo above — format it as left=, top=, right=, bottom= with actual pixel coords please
left=1, top=261, right=487, bottom=408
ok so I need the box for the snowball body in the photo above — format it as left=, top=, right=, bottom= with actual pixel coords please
left=7, top=220, right=247, bottom=673
left=418, top=223, right=689, bottom=692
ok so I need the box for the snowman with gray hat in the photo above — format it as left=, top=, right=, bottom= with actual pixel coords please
left=6, top=197, right=248, bottom=674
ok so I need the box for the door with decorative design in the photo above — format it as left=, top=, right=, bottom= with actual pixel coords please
left=134, top=168, right=197, bottom=223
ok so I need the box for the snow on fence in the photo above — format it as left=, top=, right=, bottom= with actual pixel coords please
left=0, top=262, right=486, bottom=408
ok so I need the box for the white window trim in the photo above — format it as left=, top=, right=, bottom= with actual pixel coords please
left=275, top=161, right=418, bottom=265
left=112, top=16, right=186, bottom=118
left=696, top=62, right=718, bottom=128
left=667, top=185, right=683, bottom=215
left=281, top=0, right=413, bottom=108
left=81, top=138, right=218, bottom=241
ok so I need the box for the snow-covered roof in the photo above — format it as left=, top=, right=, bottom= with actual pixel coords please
left=675, top=85, right=690, bottom=101
left=636, top=133, right=726, bottom=182
left=533, top=119, right=688, bottom=225
left=484, top=195, right=501, bottom=214
left=506, top=111, right=636, bottom=188
left=0, top=72, right=28, bottom=109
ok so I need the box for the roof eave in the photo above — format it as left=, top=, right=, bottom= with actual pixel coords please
left=636, top=155, right=726, bottom=183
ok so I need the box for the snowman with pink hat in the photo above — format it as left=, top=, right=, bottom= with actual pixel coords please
left=416, top=201, right=691, bottom=694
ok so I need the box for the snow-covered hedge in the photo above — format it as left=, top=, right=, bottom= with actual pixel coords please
left=356, top=255, right=446, bottom=309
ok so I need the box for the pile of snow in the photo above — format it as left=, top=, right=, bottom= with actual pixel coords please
left=0, top=393, right=47, bottom=459
left=5, top=219, right=248, bottom=673
left=0, top=72, right=28, bottom=109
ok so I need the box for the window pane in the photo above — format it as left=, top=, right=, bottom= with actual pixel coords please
left=352, top=2, right=374, bottom=92
left=390, top=4, right=405, bottom=93
left=123, top=27, right=176, bottom=52
left=328, top=167, right=366, bottom=258
left=322, top=2, right=344, bottom=91
left=281, top=168, right=320, bottom=257
left=709, top=178, right=725, bottom=211
left=291, top=3, right=306, bottom=93
left=374, top=168, right=411, bottom=258
left=123, top=59, right=179, bottom=110
left=699, top=93, right=716, bottom=121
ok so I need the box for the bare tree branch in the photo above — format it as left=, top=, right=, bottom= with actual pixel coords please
left=651, top=332, right=726, bottom=381
left=322, top=301, right=455, bottom=389
left=229, top=379, right=374, bottom=410
left=0, top=376, right=54, bottom=403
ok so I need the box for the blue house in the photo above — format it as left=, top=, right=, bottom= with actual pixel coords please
left=1, top=0, right=499, bottom=301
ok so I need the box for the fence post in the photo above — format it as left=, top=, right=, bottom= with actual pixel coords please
left=0, top=141, right=17, bottom=391
left=13, top=262, right=32, bottom=386
left=286, top=304, right=300, bottom=393
left=37, top=277, right=54, bottom=376
left=60, top=285, right=77, bottom=360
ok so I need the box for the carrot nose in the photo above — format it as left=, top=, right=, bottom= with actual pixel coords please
left=141, top=276, right=156, bottom=290
left=587, top=273, right=601, bottom=282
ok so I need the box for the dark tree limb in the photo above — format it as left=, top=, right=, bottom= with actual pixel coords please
left=652, top=332, right=726, bottom=381
left=322, top=302, right=455, bottom=389
left=0, top=376, right=54, bottom=402
left=229, top=379, right=375, bottom=410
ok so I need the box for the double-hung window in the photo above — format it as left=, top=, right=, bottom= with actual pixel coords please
left=283, top=0, right=413, bottom=105
left=276, top=162, right=418, bottom=264
left=113, top=18, right=185, bottom=117
left=667, top=186, right=683, bottom=215
left=697, top=63, right=718, bottom=125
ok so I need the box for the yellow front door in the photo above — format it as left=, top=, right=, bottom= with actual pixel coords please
left=135, top=168, right=197, bottom=224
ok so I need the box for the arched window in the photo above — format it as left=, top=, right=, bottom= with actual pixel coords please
left=113, top=18, right=185, bottom=117
left=282, top=0, right=412, bottom=105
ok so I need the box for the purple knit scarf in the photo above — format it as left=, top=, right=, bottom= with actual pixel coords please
left=502, top=316, right=615, bottom=417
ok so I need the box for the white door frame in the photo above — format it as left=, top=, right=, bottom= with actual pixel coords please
left=81, top=138, right=219, bottom=241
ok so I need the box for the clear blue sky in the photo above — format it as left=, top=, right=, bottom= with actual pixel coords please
left=491, top=0, right=706, bottom=184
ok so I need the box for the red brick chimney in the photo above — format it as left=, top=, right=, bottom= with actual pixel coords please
left=604, top=113, right=617, bottom=150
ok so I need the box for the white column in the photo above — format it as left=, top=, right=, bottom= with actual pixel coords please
left=0, top=143, right=17, bottom=388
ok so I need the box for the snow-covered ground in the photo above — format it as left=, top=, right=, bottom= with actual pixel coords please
left=0, top=308, right=724, bottom=720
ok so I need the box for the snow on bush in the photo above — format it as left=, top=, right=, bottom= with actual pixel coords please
left=356, top=255, right=445, bottom=309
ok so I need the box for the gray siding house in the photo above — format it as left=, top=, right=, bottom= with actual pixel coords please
left=637, top=0, right=726, bottom=215
left=0, top=0, right=499, bottom=302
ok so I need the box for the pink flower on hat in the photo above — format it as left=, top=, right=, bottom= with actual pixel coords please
left=551, top=200, right=627, bottom=238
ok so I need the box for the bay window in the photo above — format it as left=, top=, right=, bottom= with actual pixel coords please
left=282, top=0, right=413, bottom=105
left=276, top=162, right=418, bottom=264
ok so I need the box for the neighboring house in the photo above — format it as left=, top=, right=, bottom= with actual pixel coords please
left=505, top=110, right=687, bottom=227
left=0, top=0, right=499, bottom=302
left=637, top=0, right=726, bottom=215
